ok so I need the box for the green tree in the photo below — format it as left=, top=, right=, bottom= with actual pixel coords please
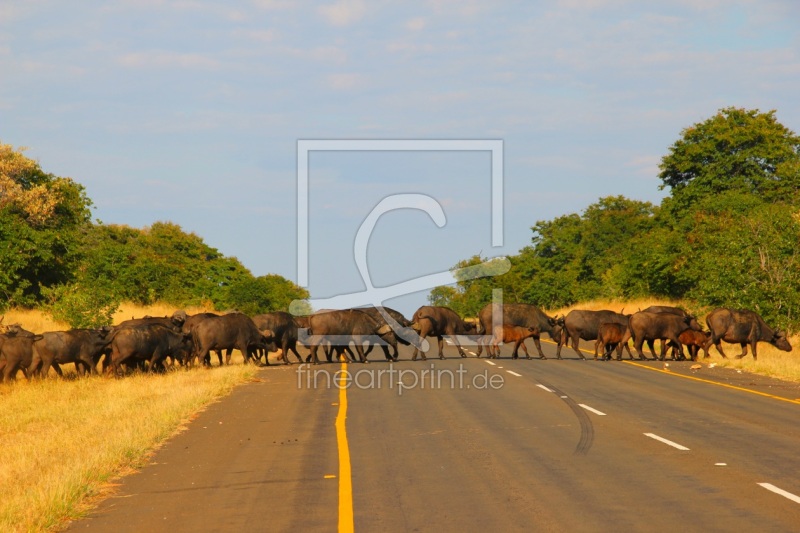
left=0, top=143, right=92, bottom=308
left=76, top=222, right=254, bottom=308
left=659, top=107, right=800, bottom=217
left=225, top=274, right=310, bottom=315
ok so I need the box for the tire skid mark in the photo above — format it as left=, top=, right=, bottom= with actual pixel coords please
left=539, top=380, right=594, bottom=456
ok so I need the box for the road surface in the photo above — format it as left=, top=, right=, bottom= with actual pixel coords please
left=68, top=338, right=800, bottom=532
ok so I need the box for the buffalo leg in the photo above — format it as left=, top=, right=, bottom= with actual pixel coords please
left=309, top=343, right=322, bottom=365
left=633, top=338, right=649, bottom=360
left=287, top=343, right=303, bottom=363
left=569, top=335, right=586, bottom=360
left=736, top=342, right=749, bottom=359
left=714, top=341, right=728, bottom=358
left=454, top=337, right=468, bottom=358
left=411, top=324, right=431, bottom=361
left=520, top=340, right=531, bottom=360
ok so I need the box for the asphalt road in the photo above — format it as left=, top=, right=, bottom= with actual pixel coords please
left=67, top=338, right=800, bottom=532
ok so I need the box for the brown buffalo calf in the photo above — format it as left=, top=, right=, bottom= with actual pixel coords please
left=594, top=323, right=632, bottom=361
left=490, top=324, right=540, bottom=359
left=678, top=329, right=710, bottom=361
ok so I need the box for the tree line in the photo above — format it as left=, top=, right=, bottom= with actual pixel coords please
left=0, top=143, right=309, bottom=327
left=429, top=108, right=800, bottom=332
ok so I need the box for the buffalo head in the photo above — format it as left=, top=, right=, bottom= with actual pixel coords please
left=171, top=310, right=187, bottom=327
left=772, top=331, right=793, bottom=352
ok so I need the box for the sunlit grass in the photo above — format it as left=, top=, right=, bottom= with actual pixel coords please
left=0, top=302, right=255, bottom=532
left=0, top=359, right=256, bottom=532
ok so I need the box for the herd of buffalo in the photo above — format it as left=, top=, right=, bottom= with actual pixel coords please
left=0, top=303, right=793, bottom=382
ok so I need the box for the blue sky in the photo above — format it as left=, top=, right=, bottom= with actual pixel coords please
left=2, top=1, right=799, bottom=316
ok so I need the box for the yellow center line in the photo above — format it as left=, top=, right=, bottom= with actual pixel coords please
left=622, top=360, right=800, bottom=405
left=336, top=362, right=354, bottom=532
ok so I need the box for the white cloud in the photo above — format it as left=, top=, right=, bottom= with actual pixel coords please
left=318, top=0, right=366, bottom=27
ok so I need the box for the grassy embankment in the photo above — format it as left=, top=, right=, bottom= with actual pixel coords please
left=0, top=303, right=258, bottom=532
left=551, top=298, right=800, bottom=382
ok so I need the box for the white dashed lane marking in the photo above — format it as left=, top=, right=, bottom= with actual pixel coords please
left=536, top=384, right=554, bottom=393
left=579, top=404, right=606, bottom=416
left=506, top=370, right=522, bottom=377
left=644, top=433, right=690, bottom=451
left=758, top=483, right=800, bottom=505
left=484, top=360, right=496, bottom=366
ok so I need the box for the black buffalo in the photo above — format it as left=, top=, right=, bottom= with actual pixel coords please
left=107, top=323, right=193, bottom=374
left=410, top=306, right=477, bottom=360
left=358, top=306, right=415, bottom=362
left=629, top=311, right=701, bottom=361
left=305, top=309, right=393, bottom=364
left=251, top=311, right=303, bottom=365
left=190, top=313, right=275, bottom=366
left=0, top=326, right=43, bottom=381
left=558, top=310, right=630, bottom=360
left=704, top=308, right=792, bottom=360
left=640, top=306, right=703, bottom=360
left=476, top=303, right=564, bottom=359
left=29, top=328, right=112, bottom=377
left=173, top=311, right=229, bottom=366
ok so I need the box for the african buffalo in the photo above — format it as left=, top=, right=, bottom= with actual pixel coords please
left=676, top=329, right=710, bottom=361
left=640, top=306, right=703, bottom=359
left=489, top=324, right=540, bottom=359
left=173, top=311, right=230, bottom=366
left=190, top=313, right=275, bottom=366
left=704, top=308, right=792, bottom=360
left=0, top=327, right=43, bottom=382
left=629, top=311, right=701, bottom=361
left=475, top=303, right=563, bottom=359
left=594, top=323, right=632, bottom=361
left=29, top=328, right=112, bottom=377
left=251, top=311, right=303, bottom=365
left=305, top=309, right=393, bottom=364
left=410, top=306, right=477, bottom=360
left=358, top=306, right=415, bottom=362
left=107, top=323, right=193, bottom=374
left=558, top=310, right=631, bottom=360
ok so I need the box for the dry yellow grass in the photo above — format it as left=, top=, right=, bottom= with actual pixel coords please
left=112, top=302, right=215, bottom=326
left=2, top=302, right=216, bottom=335
left=550, top=299, right=800, bottom=382
left=1, top=308, right=69, bottom=333
left=0, top=363, right=256, bottom=532
left=0, top=303, right=256, bottom=532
